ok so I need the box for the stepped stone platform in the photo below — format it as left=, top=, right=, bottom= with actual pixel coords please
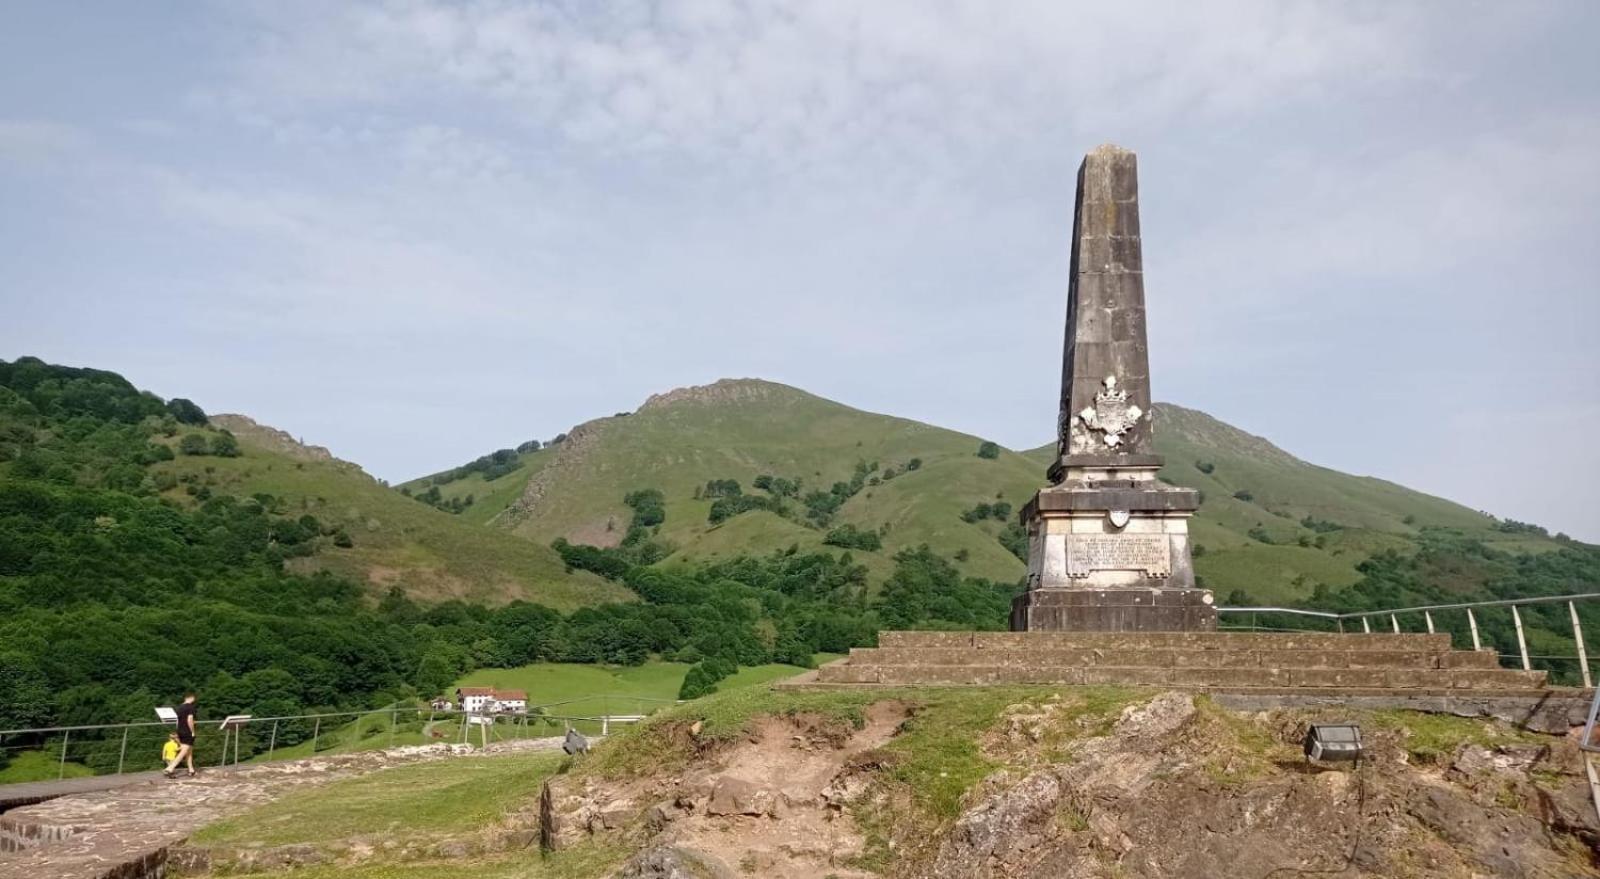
left=803, top=631, right=1593, bottom=731
left=821, top=631, right=1544, bottom=689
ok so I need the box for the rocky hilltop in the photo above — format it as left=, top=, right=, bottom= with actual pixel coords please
left=540, top=687, right=1600, bottom=878
left=210, top=413, right=358, bottom=470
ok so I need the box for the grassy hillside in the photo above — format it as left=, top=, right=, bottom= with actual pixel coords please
left=413, top=379, right=1564, bottom=605
left=154, top=418, right=625, bottom=609
left=453, top=656, right=839, bottom=710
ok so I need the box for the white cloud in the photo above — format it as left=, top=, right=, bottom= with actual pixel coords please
left=212, top=0, right=1426, bottom=177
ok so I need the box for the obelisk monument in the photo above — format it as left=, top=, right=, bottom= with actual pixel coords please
left=1009, top=144, right=1215, bottom=632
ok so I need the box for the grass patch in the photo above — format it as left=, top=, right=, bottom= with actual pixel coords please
left=194, top=751, right=565, bottom=847
left=0, top=750, right=94, bottom=784
left=209, top=843, right=626, bottom=879
left=1366, top=710, right=1543, bottom=763
left=454, top=658, right=830, bottom=715
left=1193, top=696, right=1292, bottom=785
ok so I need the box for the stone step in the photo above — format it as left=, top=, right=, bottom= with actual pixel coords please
left=816, top=663, right=1547, bottom=690
left=848, top=646, right=1502, bottom=670
left=877, top=631, right=1455, bottom=651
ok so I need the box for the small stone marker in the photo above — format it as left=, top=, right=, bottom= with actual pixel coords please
left=1010, top=144, right=1215, bottom=632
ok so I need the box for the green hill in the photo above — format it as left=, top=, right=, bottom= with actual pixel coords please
left=152, top=415, right=625, bottom=609
left=406, top=379, right=1568, bottom=605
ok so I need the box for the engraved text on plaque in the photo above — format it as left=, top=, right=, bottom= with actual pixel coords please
left=1066, top=534, right=1171, bottom=578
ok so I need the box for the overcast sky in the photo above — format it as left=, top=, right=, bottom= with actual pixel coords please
left=2, top=1, right=1597, bottom=541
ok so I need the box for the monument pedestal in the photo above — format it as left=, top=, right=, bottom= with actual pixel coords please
left=1010, top=587, right=1215, bottom=632
left=1010, top=461, right=1214, bottom=632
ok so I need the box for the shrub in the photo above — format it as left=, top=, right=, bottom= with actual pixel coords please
left=1232, top=490, right=1254, bottom=503
left=976, top=441, right=1000, bottom=460
left=999, top=524, right=1028, bottom=561
left=623, top=489, right=666, bottom=527
left=823, top=524, right=882, bottom=552
left=1194, top=459, right=1215, bottom=475
left=178, top=434, right=208, bottom=456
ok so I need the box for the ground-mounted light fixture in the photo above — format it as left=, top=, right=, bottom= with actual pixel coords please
left=1303, top=723, right=1363, bottom=765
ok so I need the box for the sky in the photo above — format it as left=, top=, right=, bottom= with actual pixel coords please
left=1, top=1, right=1597, bottom=541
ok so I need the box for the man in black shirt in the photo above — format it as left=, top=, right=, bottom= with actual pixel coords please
left=165, top=692, right=198, bottom=778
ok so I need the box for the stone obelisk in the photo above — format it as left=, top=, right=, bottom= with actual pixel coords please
left=1009, top=144, right=1214, bottom=632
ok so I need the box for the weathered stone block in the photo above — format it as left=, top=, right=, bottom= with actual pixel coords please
left=815, top=664, right=880, bottom=684
left=1081, top=666, right=1172, bottom=686
left=1441, top=650, right=1501, bottom=669
left=1167, top=667, right=1290, bottom=688
left=1449, top=669, right=1548, bottom=689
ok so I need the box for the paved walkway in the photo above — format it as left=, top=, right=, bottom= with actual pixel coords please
left=0, top=739, right=562, bottom=879
left=0, top=773, right=165, bottom=812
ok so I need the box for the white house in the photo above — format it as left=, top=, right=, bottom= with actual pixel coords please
left=494, top=690, right=528, bottom=714
left=455, top=686, right=529, bottom=714
left=455, top=687, right=496, bottom=713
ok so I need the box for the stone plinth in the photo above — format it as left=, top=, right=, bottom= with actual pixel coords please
left=1010, top=587, right=1214, bottom=632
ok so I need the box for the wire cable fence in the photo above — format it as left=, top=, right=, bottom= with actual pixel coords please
left=0, top=695, right=682, bottom=784
left=1217, top=591, right=1600, bottom=688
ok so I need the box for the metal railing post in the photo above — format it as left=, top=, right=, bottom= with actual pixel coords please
left=311, top=717, right=321, bottom=754
left=268, top=720, right=278, bottom=761
left=389, top=709, right=396, bottom=750
left=117, top=726, right=129, bottom=775
left=1390, top=614, right=1400, bottom=633
left=1573, top=601, right=1593, bottom=688
left=1468, top=608, right=1482, bottom=651
left=1512, top=604, right=1532, bottom=671
left=59, top=730, right=69, bottom=779
left=1424, top=611, right=1435, bottom=634
left=1361, top=618, right=1371, bottom=634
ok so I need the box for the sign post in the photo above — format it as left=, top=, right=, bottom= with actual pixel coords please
left=218, top=715, right=252, bottom=768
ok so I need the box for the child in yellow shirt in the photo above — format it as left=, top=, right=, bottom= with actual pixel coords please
left=162, top=732, right=180, bottom=767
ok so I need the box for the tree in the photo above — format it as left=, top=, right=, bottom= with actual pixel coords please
left=0, top=652, right=52, bottom=730
left=178, top=434, right=208, bottom=456
left=976, top=441, right=1000, bottom=460
left=210, top=432, right=240, bottom=457
left=906, top=458, right=922, bottom=471
left=166, top=398, right=208, bottom=425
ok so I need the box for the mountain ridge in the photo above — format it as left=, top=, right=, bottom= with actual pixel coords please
left=398, top=376, right=1560, bottom=605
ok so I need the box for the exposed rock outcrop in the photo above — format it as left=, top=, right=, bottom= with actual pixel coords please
left=540, top=693, right=1600, bottom=879
left=209, top=414, right=364, bottom=472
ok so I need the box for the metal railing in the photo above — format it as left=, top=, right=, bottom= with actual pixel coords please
left=0, top=694, right=681, bottom=784
left=1217, top=591, right=1600, bottom=687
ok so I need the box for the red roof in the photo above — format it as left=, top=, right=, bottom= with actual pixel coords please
left=456, top=687, right=493, bottom=696
left=494, top=690, right=527, bottom=701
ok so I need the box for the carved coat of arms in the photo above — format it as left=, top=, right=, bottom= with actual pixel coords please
left=1076, top=376, right=1143, bottom=449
